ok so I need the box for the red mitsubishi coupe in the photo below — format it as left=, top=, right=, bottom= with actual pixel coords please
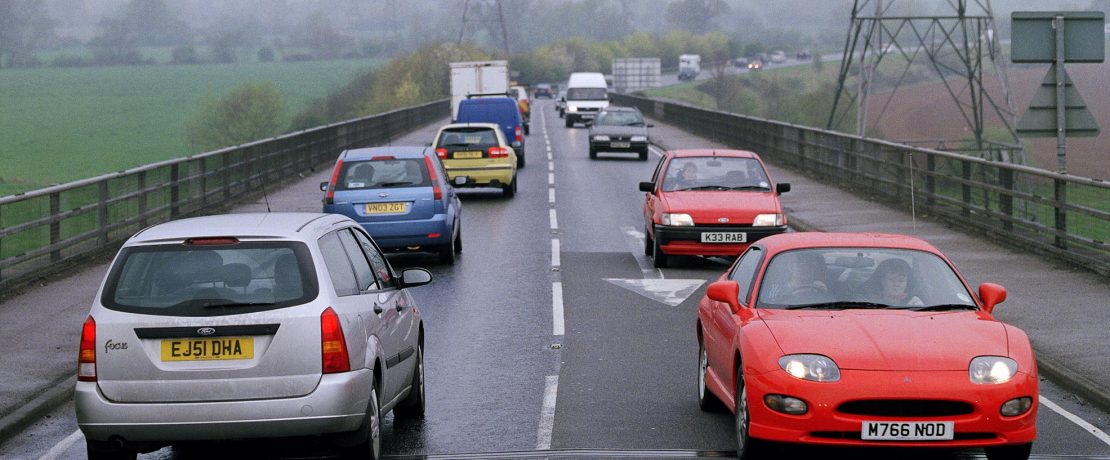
left=640, top=149, right=789, bottom=268
left=696, top=232, right=1037, bottom=460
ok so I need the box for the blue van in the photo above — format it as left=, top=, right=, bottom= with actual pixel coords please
left=456, top=96, right=526, bottom=167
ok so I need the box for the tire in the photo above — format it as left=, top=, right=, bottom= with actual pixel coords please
left=698, top=340, right=722, bottom=411
left=518, top=151, right=526, bottom=168
left=454, top=225, right=462, bottom=253
left=344, top=384, right=382, bottom=459
left=734, top=367, right=762, bottom=460
left=643, top=229, right=653, bottom=256
left=639, top=149, right=648, bottom=161
left=565, top=116, right=573, bottom=128
left=588, top=148, right=597, bottom=159
left=503, top=178, right=516, bottom=198
left=652, top=234, right=668, bottom=268
left=394, top=344, right=426, bottom=417
left=86, top=441, right=137, bottom=460
left=524, top=123, right=530, bottom=135
left=438, top=228, right=456, bottom=265
left=984, top=443, right=1032, bottom=460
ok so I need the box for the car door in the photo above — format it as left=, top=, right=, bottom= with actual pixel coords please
left=351, top=228, right=416, bottom=401
left=643, top=156, right=668, bottom=236
left=709, top=247, right=763, bottom=384
left=317, top=230, right=373, bottom=377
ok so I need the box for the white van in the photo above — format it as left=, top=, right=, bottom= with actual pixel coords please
left=564, top=72, right=609, bottom=127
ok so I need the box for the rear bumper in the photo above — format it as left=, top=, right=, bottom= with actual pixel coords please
left=358, top=214, right=453, bottom=250
left=443, top=162, right=516, bottom=187
left=654, top=224, right=787, bottom=256
left=76, top=369, right=372, bottom=444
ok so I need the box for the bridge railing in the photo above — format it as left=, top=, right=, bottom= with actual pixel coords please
left=614, top=93, right=1110, bottom=275
left=0, top=100, right=450, bottom=290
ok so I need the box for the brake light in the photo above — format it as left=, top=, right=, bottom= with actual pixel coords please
left=488, top=147, right=509, bottom=158
left=424, top=155, right=443, bottom=200
left=435, top=148, right=447, bottom=159
left=370, top=155, right=395, bottom=161
left=78, top=316, right=96, bottom=382
left=321, top=307, right=350, bottom=374
left=515, top=126, right=522, bottom=143
left=324, top=158, right=343, bottom=205
left=185, top=237, right=239, bottom=246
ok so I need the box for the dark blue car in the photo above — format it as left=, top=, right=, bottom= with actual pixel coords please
left=321, top=146, right=462, bottom=264
left=456, top=96, right=526, bottom=167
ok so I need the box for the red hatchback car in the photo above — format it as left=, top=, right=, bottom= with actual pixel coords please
left=696, top=232, right=1037, bottom=460
left=640, top=150, right=790, bottom=268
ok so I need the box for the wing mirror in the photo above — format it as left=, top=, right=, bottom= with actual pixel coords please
left=776, top=183, right=791, bottom=195
left=638, top=181, right=655, bottom=192
left=646, top=123, right=655, bottom=128
left=706, top=280, right=742, bottom=313
left=319, top=182, right=329, bottom=192
left=978, top=282, right=1006, bottom=313
left=400, top=268, right=433, bottom=288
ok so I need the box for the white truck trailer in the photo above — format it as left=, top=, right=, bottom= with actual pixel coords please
left=449, top=60, right=510, bottom=121
left=678, top=54, right=701, bottom=81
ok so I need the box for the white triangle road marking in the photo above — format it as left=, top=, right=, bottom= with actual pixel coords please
left=604, top=278, right=706, bottom=307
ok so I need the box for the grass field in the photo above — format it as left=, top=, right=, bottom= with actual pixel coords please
left=0, top=58, right=384, bottom=196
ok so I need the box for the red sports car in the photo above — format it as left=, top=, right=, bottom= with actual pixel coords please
left=639, top=149, right=790, bottom=268
left=696, top=232, right=1037, bottom=460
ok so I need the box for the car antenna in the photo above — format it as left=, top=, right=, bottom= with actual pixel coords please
left=261, top=174, right=272, bottom=213
left=908, top=151, right=917, bottom=234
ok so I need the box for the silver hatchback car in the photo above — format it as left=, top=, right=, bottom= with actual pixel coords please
left=76, top=213, right=430, bottom=459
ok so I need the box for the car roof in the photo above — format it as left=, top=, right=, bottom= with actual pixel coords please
left=438, top=122, right=501, bottom=131
left=666, top=149, right=759, bottom=159
left=459, top=96, right=515, bottom=105
left=757, top=232, right=942, bottom=255
left=128, top=212, right=351, bottom=244
left=342, top=146, right=430, bottom=161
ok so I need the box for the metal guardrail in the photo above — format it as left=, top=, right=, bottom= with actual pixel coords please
left=0, top=100, right=450, bottom=290
left=614, top=93, right=1110, bottom=275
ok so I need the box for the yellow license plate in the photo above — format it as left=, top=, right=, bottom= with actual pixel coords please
left=365, top=202, right=408, bottom=214
left=161, top=337, right=254, bottom=361
left=453, top=150, right=483, bottom=159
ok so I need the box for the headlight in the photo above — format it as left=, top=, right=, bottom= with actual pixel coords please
left=969, top=356, right=1017, bottom=384
left=631, top=135, right=648, bottom=142
left=752, top=213, right=784, bottom=226
left=567, top=105, right=578, bottom=112
left=661, top=213, right=694, bottom=226
left=779, top=354, right=840, bottom=382
left=593, top=135, right=610, bottom=141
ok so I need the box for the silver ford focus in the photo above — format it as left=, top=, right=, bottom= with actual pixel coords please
left=75, top=213, right=430, bottom=460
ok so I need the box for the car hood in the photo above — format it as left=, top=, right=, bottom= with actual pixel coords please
left=661, top=191, right=780, bottom=224
left=590, top=125, right=648, bottom=137
left=757, top=310, right=1008, bottom=371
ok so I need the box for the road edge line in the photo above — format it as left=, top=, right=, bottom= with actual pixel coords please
left=0, top=375, right=75, bottom=447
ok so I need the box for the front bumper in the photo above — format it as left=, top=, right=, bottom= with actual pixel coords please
left=76, top=370, right=373, bottom=444
left=654, top=224, right=787, bottom=256
left=745, top=368, right=1038, bottom=448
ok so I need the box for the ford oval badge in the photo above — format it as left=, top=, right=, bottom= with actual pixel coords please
left=197, top=327, right=216, bottom=336
left=718, top=217, right=730, bottom=223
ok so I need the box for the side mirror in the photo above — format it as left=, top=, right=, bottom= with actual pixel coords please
left=638, top=181, right=655, bottom=192
left=706, top=280, right=742, bottom=313
left=319, top=182, right=329, bottom=192
left=978, top=282, right=1006, bottom=313
left=400, top=268, right=433, bottom=288
left=647, top=123, right=655, bottom=128
left=776, top=183, right=791, bottom=195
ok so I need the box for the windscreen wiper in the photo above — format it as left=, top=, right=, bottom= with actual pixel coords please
left=677, top=185, right=728, bottom=191
left=908, top=304, right=979, bottom=312
left=785, top=301, right=890, bottom=310
left=378, top=181, right=417, bottom=188
left=202, top=301, right=277, bottom=309
left=728, top=185, right=772, bottom=191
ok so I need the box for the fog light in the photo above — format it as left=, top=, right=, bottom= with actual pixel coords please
left=764, top=394, right=808, bottom=415
left=1000, top=397, right=1033, bottom=416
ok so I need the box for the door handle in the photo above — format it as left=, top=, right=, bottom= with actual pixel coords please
left=373, top=304, right=383, bottom=314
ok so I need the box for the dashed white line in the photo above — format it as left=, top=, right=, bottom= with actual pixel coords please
left=551, top=282, right=565, bottom=336
left=39, top=429, right=82, bottom=460
left=548, top=188, right=556, bottom=204
left=547, top=152, right=553, bottom=161
left=1040, top=395, right=1110, bottom=446
left=549, top=209, right=558, bottom=230
left=536, top=375, right=559, bottom=450
left=551, top=238, right=561, bottom=267
left=548, top=162, right=554, bottom=172
left=548, top=172, right=555, bottom=185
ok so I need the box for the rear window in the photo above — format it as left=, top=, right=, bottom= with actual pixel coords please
left=101, top=242, right=319, bottom=317
left=337, top=158, right=430, bottom=191
left=437, top=128, right=499, bottom=150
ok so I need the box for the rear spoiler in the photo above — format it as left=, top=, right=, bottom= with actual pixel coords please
left=466, top=92, right=513, bottom=99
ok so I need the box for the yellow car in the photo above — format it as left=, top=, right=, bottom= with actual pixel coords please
left=433, top=123, right=519, bottom=197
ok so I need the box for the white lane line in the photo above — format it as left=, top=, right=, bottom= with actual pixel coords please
left=549, top=209, right=558, bottom=230
left=548, top=188, right=556, bottom=204
left=537, top=375, right=559, bottom=450
left=546, top=145, right=553, bottom=152
left=548, top=162, right=554, bottom=172
left=622, top=226, right=665, bottom=279
left=39, top=429, right=83, bottom=460
left=548, top=172, right=555, bottom=185
left=551, top=239, right=561, bottom=267
left=649, top=145, right=665, bottom=158
left=547, top=152, right=553, bottom=161
left=1040, top=395, right=1110, bottom=446
left=551, top=282, right=565, bottom=336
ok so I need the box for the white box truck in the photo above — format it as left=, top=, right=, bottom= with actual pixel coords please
left=449, top=60, right=510, bottom=121
left=564, top=72, right=609, bottom=127
left=678, top=54, right=701, bottom=81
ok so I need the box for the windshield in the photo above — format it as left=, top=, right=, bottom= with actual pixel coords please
left=595, top=111, right=644, bottom=126
left=756, top=248, right=976, bottom=310
left=567, top=87, right=608, bottom=101
left=101, top=242, right=320, bottom=316
left=660, top=156, right=771, bottom=191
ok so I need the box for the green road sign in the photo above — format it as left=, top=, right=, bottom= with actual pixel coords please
left=1016, top=64, right=1100, bottom=137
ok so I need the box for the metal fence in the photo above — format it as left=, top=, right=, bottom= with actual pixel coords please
left=0, top=100, right=449, bottom=290
left=614, top=93, right=1110, bottom=275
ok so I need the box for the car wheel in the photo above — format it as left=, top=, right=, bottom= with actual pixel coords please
left=639, top=149, right=648, bottom=161
left=503, top=179, right=516, bottom=198
left=589, top=148, right=597, bottom=159
left=565, top=117, right=573, bottom=128
left=438, top=230, right=456, bottom=265
left=394, top=343, right=426, bottom=417
left=735, top=367, right=762, bottom=459
left=518, top=151, right=526, bottom=168
left=984, top=443, right=1032, bottom=460
left=698, top=340, right=722, bottom=411
left=454, top=225, right=462, bottom=253
left=643, top=229, right=653, bottom=256
left=652, top=235, right=668, bottom=268
left=86, top=441, right=137, bottom=460
left=345, top=383, right=382, bottom=459
left=524, top=123, right=530, bottom=135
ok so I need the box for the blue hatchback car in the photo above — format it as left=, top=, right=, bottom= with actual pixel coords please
left=456, top=96, right=526, bottom=167
left=321, top=146, right=462, bottom=264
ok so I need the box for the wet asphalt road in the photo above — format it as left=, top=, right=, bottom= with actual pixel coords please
left=3, top=100, right=1110, bottom=459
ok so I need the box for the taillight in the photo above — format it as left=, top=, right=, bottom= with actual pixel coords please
left=424, top=155, right=443, bottom=200
left=435, top=148, right=447, bottom=159
left=78, top=316, right=96, bottom=382
left=324, top=159, right=343, bottom=205
left=487, top=147, right=509, bottom=158
left=321, top=307, right=350, bottom=374
left=515, top=126, right=522, bottom=143
left=370, top=155, right=395, bottom=161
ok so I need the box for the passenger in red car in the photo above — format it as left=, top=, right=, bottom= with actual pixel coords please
left=869, top=258, right=923, bottom=306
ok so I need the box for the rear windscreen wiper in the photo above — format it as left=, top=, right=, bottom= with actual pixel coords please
left=378, top=181, right=417, bottom=188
